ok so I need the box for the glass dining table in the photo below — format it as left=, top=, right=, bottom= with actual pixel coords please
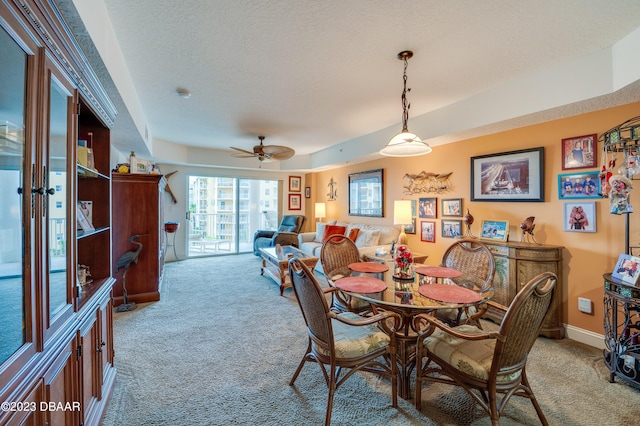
left=332, top=268, right=494, bottom=399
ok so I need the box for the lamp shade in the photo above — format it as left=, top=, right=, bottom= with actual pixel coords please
left=315, top=202, right=326, bottom=219
left=394, top=200, right=412, bottom=225
left=381, top=132, right=432, bottom=157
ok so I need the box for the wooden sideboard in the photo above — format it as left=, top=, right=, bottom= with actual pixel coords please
left=482, top=241, right=565, bottom=338
left=112, top=173, right=167, bottom=306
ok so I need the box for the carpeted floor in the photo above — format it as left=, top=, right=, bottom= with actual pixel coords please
left=102, top=254, right=640, bottom=425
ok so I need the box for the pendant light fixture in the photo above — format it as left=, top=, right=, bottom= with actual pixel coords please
left=380, top=50, right=432, bottom=157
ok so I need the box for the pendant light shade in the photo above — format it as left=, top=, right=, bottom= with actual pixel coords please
left=381, top=50, right=432, bottom=157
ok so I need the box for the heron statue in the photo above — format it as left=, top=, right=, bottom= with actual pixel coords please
left=115, top=234, right=147, bottom=312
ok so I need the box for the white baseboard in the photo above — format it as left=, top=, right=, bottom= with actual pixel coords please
left=564, top=324, right=605, bottom=350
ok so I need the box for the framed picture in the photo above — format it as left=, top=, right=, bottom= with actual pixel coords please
left=480, top=220, right=509, bottom=241
left=288, top=193, right=301, bottom=210
left=420, top=220, right=436, bottom=242
left=289, top=176, right=302, bottom=192
left=612, top=254, right=640, bottom=285
left=405, top=218, right=416, bottom=234
left=130, top=156, right=151, bottom=174
left=558, top=171, right=601, bottom=199
left=442, top=198, right=462, bottom=217
left=441, top=219, right=462, bottom=238
left=305, top=186, right=311, bottom=198
left=471, top=147, right=544, bottom=202
left=563, top=202, right=596, bottom=232
left=348, top=169, right=383, bottom=217
left=418, top=197, right=437, bottom=218
left=410, top=199, right=417, bottom=217
left=562, top=134, right=597, bottom=170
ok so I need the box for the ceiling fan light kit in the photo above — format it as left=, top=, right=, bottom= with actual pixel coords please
left=380, top=50, right=432, bottom=157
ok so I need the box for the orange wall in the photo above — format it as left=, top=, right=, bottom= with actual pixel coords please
left=306, top=101, right=640, bottom=336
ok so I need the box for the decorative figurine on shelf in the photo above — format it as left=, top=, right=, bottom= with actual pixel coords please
left=609, top=174, right=633, bottom=215
left=520, top=216, right=539, bottom=244
left=461, top=208, right=476, bottom=238
left=393, top=244, right=414, bottom=280
left=599, top=158, right=615, bottom=197
left=115, top=234, right=147, bottom=312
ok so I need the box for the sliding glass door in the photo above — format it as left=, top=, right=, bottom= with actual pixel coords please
left=187, top=176, right=279, bottom=256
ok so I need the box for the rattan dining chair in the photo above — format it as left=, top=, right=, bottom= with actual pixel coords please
left=320, top=234, right=370, bottom=313
left=287, top=257, right=398, bottom=426
left=414, top=272, right=557, bottom=426
left=437, top=239, right=495, bottom=327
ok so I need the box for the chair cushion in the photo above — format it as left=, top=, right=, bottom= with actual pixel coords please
left=323, top=225, right=347, bottom=242
left=423, top=324, right=521, bottom=382
left=315, top=312, right=390, bottom=359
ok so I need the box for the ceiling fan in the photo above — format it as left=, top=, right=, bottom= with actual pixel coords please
left=230, top=136, right=295, bottom=163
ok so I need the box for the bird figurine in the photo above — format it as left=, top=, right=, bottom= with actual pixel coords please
left=520, top=216, right=538, bottom=244
left=461, top=208, right=476, bottom=238
left=115, top=234, right=147, bottom=312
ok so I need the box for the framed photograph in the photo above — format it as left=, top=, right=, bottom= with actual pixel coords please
left=305, top=186, right=310, bottom=198
left=288, top=193, right=301, bottom=210
left=442, top=198, right=462, bottom=216
left=563, top=202, right=596, bottom=232
left=558, top=171, right=601, bottom=199
left=410, top=199, right=417, bottom=217
left=348, top=169, right=383, bottom=217
left=480, top=220, right=509, bottom=241
left=420, top=220, right=436, bottom=242
left=130, top=156, right=151, bottom=174
left=418, top=197, right=437, bottom=218
left=612, top=254, right=640, bottom=285
left=562, top=134, right=597, bottom=170
left=289, top=176, right=302, bottom=192
left=405, top=218, right=416, bottom=234
left=471, top=147, right=544, bottom=202
left=441, top=219, right=462, bottom=238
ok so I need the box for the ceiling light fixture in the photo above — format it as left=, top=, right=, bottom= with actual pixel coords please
left=176, top=87, right=191, bottom=99
left=380, top=50, right=432, bottom=157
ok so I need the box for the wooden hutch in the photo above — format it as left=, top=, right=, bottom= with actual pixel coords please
left=0, top=1, right=116, bottom=424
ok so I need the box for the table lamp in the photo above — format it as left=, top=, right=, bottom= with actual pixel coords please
left=315, top=202, right=326, bottom=223
left=394, top=200, right=412, bottom=245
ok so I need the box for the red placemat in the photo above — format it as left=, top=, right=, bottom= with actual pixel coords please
left=418, top=283, right=482, bottom=303
left=334, top=276, right=387, bottom=293
left=415, top=265, right=462, bottom=279
left=348, top=262, right=389, bottom=273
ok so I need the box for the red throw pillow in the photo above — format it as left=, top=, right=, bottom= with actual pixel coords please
left=323, top=225, right=347, bottom=242
left=348, top=228, right=360, bottom=242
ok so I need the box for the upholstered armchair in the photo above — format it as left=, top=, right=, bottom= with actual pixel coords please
left=253, top=214, right=306, bottom=255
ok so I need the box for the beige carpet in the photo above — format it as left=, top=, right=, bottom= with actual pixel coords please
left=102, top=254, right=639, bottom=425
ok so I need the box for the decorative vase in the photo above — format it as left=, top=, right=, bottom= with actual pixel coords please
left=393, top=244, right=415, bottom=280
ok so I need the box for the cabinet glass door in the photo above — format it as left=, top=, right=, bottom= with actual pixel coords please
left=46, top=72, right=71, bottom=321
left=0, top=26, right=27, bottom=364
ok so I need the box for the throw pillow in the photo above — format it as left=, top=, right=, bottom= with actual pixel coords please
left=323, top=225, right=347, bottom=242
left=348, top=227, right=360, bottom=242
left=354, top=229, right=380, bottom=248
left=315, top=222, right=327, bottom=242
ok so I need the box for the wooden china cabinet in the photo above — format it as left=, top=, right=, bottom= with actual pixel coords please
left=112, top=173, right=167, bottom=306
left=0, top=1, right=116, bottom=425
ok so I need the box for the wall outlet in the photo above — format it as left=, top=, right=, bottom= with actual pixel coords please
left=578, top=297, right=593, bottom=314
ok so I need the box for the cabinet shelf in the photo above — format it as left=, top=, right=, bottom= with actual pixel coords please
left=77, top=226, right=109, bottom=240
left=77, top=164, right=109, bottom=179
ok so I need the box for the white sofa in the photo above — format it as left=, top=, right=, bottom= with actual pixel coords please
left=298, top=220, right=400, bottom=274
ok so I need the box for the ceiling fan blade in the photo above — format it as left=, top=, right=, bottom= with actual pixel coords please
left=231, top=153, right=258, bottom=158
left=261, top=145, right=295, bottom=160
left=230, top=146, right=256, bottom=156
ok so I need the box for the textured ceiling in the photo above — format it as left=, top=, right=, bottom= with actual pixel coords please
left=61, top=0, right=640, bottom=171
